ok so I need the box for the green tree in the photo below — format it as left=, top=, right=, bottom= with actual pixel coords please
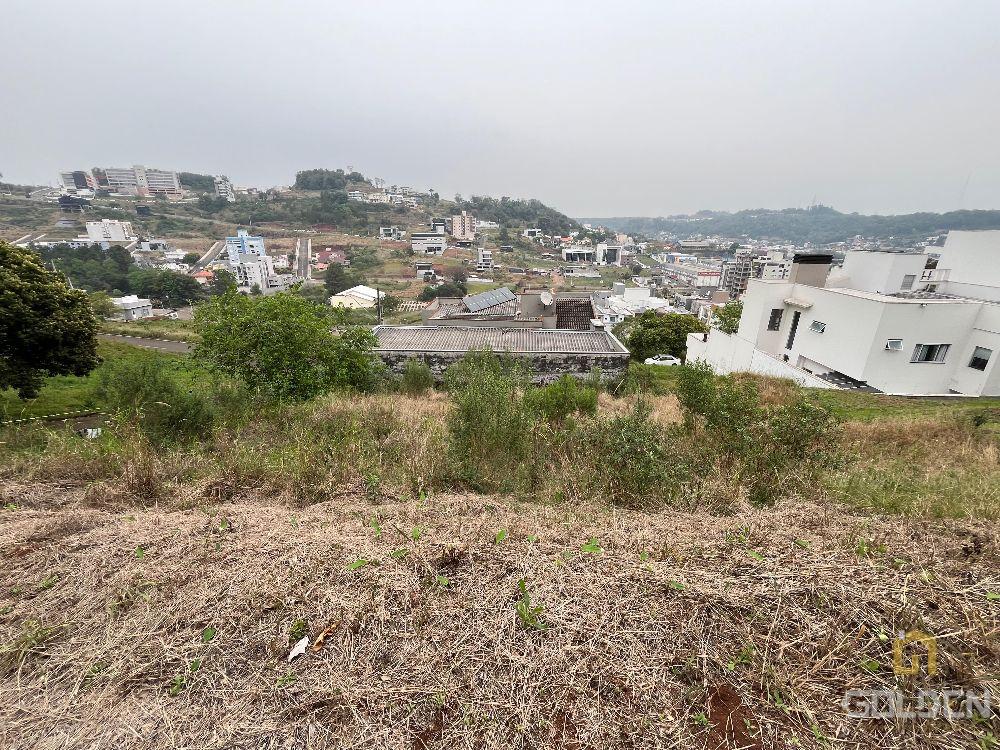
left=194, top=291, right=381, bottom=400
left=89, top=291, right=118, bottom=318
left=129, top=269, right=204, bottom=307
left=379, top=292, right=402, bottom=314
left=182, top=252, right=202, bottom=266
left=418, top=281, right=467, bottom=302
left=209, top=269, right=237, bottom=295
left=0, top=241, right=100, bottom=398
left=713, top=301, right=743, bottom=335
left=324, top=264, right=360, bottom=295
left=178, top=172, right=216, bottom=192
left=614, top=311, right=707, bottom=362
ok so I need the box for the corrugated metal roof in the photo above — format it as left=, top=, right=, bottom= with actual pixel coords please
left=374, top=326, right=629, bottom=354
left=463, top=287, right=516, bottom=313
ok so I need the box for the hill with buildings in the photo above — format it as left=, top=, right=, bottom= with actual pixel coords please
left=582, top=205, right=1000, bottom=244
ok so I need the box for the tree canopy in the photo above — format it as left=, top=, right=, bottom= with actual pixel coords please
left=194, top=291, right=381, bottom=400
left=614, top=311, right=708, bottom=362
left=128, top=269, right=204, bottom=307
left=178, top=172, right=216, bottom=192
left=0, top=241, right=100, bottom=398
left=712, top=301, right=743, bottom=335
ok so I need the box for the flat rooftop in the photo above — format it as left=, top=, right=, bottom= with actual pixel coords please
left=373, top=326, right=628, bottom=355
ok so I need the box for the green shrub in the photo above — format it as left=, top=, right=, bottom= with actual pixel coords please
left=444, top=350, right=533, bottom=492
left=400, top=359, right=434, bottom=396
left=581, top=402, right=693, bottom=509
left=674, top=362, right=837, bottom=505
left=95, top=352, right=213, bottom=445
left=524, top=375, right=597, bottom=424
left=615, top=362, right=667, bottom=397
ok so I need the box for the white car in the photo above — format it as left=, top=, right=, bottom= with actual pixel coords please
left=644, top=354, right=682, bottom=366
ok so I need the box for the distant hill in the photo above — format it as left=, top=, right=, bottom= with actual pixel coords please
left=579, top=206, right=1000, bottom=244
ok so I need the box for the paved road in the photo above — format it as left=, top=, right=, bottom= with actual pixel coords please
left=191, top=240, right=224, bottom=272
left=295, top=237, right=312, bottom=279
left=100, top=334, right=193, bottom=354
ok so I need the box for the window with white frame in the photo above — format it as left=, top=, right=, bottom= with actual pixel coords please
left=885, top=339, right=903, bottom=351
left=968, top=346, right=992, bottom=371
left=808, top=320, right=826, bottom=333
left=911, top=343, right=950, bottom=363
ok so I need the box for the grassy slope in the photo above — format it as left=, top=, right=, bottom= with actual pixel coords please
left=1, top=345, right=999, bottom=748
left=0, top=343, right=197, bottom=420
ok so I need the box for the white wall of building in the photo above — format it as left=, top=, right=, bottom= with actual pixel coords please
left=838, top=251, right=927, bottom=294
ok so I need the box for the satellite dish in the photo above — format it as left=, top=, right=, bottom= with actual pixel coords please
left=540, top=291, right=554, bottom=306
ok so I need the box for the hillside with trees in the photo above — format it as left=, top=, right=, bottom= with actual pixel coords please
left=582, top=205, right=1000, bottom=244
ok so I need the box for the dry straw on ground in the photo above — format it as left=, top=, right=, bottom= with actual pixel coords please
left=1, top=478, right=997, bottom=750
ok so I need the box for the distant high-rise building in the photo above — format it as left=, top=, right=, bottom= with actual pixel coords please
left=59, top=165, right=183, bottom=198
left=451, top=211, right=477, bottom=241
left=59, top=170, right=97, bottom=192
left=214, top=175, right=236, bottom=202
left=225, top=229, right=274, bottom=289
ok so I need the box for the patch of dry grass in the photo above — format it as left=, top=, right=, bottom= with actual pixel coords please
left=0, top=485, right=997, bottom=749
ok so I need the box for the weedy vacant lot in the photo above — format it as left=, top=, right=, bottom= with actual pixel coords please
left=1, top=351, right=998, bottom=749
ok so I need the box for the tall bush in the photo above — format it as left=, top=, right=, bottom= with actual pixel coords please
left=95, top=352, right=213, bottom=445
left=444, top=350, right=532, bottom=491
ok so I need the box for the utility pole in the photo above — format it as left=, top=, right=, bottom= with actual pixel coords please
left=376, top=288, right=382, bottom=324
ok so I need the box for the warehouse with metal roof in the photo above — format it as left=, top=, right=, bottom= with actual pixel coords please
left=373, top=325, right=630, bottom=382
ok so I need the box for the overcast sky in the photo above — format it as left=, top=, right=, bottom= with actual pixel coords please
left=3, top=0, right=999, bottom=217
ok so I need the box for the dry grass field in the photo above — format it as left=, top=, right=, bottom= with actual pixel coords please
left=2, top=374, right=999, bottom=749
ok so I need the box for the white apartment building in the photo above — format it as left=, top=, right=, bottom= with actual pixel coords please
left=411, top=232, right=446, bottom=255
left=75, top=165, right=183, bottom=198
left=225, top=229, right=275, bottom=289
left=452, top=211, right=477, bottom=241
left=214, top=175, right=236, bottom=202
left=687, top=231, right=1000, bottom=395
left=86, top=219, right=138, bottom=244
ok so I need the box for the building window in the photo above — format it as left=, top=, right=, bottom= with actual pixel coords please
left=809, top=320, right=826, bottom=333
left=911, top=343, right=950, bottom=363
left=901, top=274, right=916, bottom=290
left=885, top=339, right=904, bottom=351
left=767, top=308, right=783, bottom=331
left=969, top=346, right=992, bottom=371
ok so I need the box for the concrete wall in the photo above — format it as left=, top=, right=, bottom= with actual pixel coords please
left=686, top=331, right=835, bottom=388
left=377, top=350, right=629, bottom=384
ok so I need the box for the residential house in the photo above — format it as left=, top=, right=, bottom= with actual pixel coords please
left=411, top=232, right=446, bottom=256
left=329, top=284, right=381, bottom=309
left=687, top=231, right=1000, bottom=395
left=111, top=294, right=153, bottom=321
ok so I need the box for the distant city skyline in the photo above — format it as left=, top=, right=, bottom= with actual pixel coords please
left=3, top=0, right=999, bottom=217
